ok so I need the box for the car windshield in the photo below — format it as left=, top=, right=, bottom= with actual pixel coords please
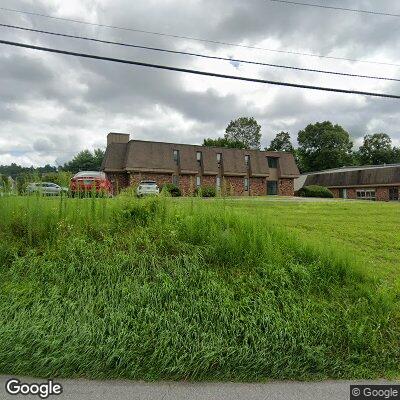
left=141, top=181, right=157, bottom=185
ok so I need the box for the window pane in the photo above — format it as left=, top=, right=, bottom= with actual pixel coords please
left=268, top=157, right=278, bottom=168
left=267, top=181, right=278, bottom=195
left=173, top=150, right=179, bottom=163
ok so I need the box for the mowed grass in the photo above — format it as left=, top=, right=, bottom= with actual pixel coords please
left=0, top=194, right=399, bottom=381
left=221, top=198, right=400, bottom=282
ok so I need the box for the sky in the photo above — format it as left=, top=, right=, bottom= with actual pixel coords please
left=1, top=0, right=400, bottom=167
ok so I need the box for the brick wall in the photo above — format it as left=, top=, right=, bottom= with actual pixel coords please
left=107, top=171, right=296, bottom=197
left=223, top=176, right=245, bottom=196
left=278, top=178, right=294, bottom=196
left=202, top=175, right=216, bottom=187
left=250, top=177, right=266, bottom=196
left=106, top=172, right=129, bottom=194
left=347, top=188, right=356, bottom=199
left=330, top=188, right=339, bottom=198
left=376, top=187, right=389, bottom=201
left=180, top=175, right=196, bottom=196
left=129, top=172, right=173, bottom=187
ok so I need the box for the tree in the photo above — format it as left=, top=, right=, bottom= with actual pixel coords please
left=358, top=133, right=395, bottom=165
left=203, top=137, right=246, bottom=149
left=224, top=117, right=261, bottom=149
left=297, top=121, right=354, bottom=172
left=62, top=149, right=105, bottom=173
left=267, top=131, right=294, bottom=152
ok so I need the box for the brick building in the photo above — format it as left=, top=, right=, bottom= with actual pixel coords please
left=101, top=133, right=299, bottom=196
left=296, top=164, right=400, bottom=201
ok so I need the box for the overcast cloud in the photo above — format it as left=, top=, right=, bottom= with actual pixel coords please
left=1, top=0, right=400, bottom=166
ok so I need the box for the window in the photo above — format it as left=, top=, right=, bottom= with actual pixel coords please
left=356, top=188, right=376, bottom=201
left=216, top=176, right=221, bottom=189
left=339, top=188, right=347, bottom=199
left=245, top=155, right=250, bottom=166
left=196, top=151, right=202, bottom=162
left=172, top=175, right=179, bottom=186
left=268, top=157, right=278, bottom=168
left=267, top=180, right=278, bottom=195
left=217, top=153, right=222, bottom=166
left=389, top=187, right=399, bottom=201
left=244, top=177, right=249, bottom=191
left=173, top=149, right=180, bottom=165
left=196, top=176, right=201, bottom=187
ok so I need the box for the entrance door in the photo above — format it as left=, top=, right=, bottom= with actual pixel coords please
left=389, top=187, right=399, bottom=201
left=339, top=188, right=347, bottom=199
left=267, top=181, right=278, bottom=195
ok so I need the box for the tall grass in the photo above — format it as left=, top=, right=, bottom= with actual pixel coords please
left=0, top=195, right=399, bottom=380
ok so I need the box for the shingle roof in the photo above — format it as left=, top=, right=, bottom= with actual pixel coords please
left=101, top=143, right=128, bottom=171
left=304, top=165, right=400, bottom=187
left=102, top=137, right=300, bottom=178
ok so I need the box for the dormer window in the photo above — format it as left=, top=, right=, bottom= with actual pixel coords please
left=268, top=157, right=278, bottom=168
left=173, top=149, right=180, bottom=165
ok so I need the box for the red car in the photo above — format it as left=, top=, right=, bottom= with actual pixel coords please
left=69, top=171, right=112, bottom=197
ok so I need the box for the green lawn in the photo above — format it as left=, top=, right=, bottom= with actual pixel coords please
left=222, top=198, right=400, bottom=282
left=0, top=195, right=399, bottom=381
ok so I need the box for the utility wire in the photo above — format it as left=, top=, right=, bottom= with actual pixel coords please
left=268, top=0, right=400, bottom=18
left=0, top=6, right=399, bottom=67
left=0, top=39, right=399, bottom=99
left=2, top=23, right=399, bottom=82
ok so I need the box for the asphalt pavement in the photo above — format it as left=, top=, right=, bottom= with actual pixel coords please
left=1, top=376, right=399, bottom=400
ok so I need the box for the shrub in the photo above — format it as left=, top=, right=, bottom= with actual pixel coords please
left=298, top=185, right=334, bottom=198
left=195, top=186, right=216, bottom=198
left=161, top=183, right=181, bottom=197
left=115, top=197, right=161, bottom=226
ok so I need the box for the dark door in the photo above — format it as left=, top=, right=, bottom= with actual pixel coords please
left=267, top=181, right=278, bottom=195
left=389, top=187, right=399, bottom=201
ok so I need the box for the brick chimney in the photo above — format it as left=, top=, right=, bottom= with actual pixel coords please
left=107, top=132, right=130, bottom=145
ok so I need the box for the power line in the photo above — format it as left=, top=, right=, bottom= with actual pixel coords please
left=0, top=39, right=399, bottom=99
left=2, top=23, right=400, bottom=82
left=0, top=6, right=399, bottom=67
left=268, top=0, right=400, bottom=18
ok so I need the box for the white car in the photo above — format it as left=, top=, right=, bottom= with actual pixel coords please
left=27, top=182, right=68, bottom=196
left=136, top=180, right=160, bottom=197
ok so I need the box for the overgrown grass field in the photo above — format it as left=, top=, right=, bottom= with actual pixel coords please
left=0, top=195, right=399, bottom=381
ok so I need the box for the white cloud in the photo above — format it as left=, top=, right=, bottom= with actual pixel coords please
left=1, top=0, right=400, bottom=166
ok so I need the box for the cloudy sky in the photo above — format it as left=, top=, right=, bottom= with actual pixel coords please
left=1, top=0, right=400, bottom=166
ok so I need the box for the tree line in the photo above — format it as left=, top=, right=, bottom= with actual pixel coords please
left=2, top=118, right=400, bottom=180
left=203, top=117, right=400, bottom=173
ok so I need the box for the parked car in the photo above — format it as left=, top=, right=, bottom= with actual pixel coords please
left=69, top=171, right=112, bottom=197
left=136, top=180, right=160, bottom=197
left=27, top=182, right=68, bottom=196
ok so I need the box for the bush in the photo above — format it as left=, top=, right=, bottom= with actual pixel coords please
left=298, top=185, right=334, bottom=198
left=195, top=186, right=216, bottom=198
left=161, top=183, right=181, bottom=197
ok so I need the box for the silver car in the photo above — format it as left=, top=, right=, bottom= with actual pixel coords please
left=136, top=180, right=160, bottom=197
left=27, top=182, right=68, bottom=196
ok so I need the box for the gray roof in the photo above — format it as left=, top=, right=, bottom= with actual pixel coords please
left=102, top=136, right=300, bottom=178
left=302, top=164, right=400, bottom=188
